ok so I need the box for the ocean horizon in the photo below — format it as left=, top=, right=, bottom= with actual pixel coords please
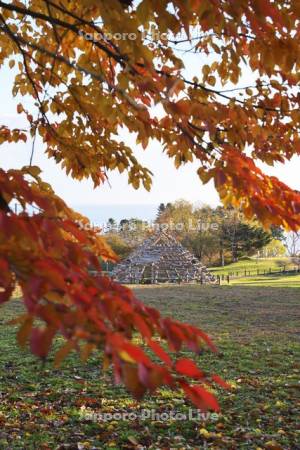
left=72, top=204, right=158, bottom=226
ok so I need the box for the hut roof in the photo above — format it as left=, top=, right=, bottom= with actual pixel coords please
left=112, top=231, right=216, bottom=284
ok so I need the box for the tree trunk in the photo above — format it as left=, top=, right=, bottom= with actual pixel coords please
left=219, top=244, right=225, bottom=266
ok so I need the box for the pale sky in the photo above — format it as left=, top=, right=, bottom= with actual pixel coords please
left=1, top=48, right=299, bottom=215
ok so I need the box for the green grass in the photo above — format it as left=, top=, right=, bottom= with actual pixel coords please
left=209, top=257, right=300, bottom=288
left=209, top=257, right=294, bottom=277
left=0, top=285, right=299, bottom=449
left=230, top=273, right=300, bottom=288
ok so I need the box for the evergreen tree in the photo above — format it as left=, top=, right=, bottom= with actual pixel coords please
left=156, top=203, right=166, bottom=222
left=221, top=222, right=273, bottom=262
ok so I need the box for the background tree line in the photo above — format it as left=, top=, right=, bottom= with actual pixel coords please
left=104, top=200, right=286, bottom=266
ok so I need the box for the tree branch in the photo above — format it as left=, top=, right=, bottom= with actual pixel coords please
left=0, top=1, right=124, bottom=64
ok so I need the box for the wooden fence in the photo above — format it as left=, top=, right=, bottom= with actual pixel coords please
left=96, top=264, right=300, bottom=286
left=215, top=266, right=300, bottom=283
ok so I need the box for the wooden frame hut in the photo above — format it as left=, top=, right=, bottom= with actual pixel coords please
left=112, top=231, right=216, bottom=284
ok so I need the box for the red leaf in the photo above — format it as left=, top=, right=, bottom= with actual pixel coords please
left=147, top=339, right=172, bottom=366
left=34, top=260, right=67, bottom=291
left=61, top=220, right=87, bottom=243
left=120, top=341, right=152, bottom=366
left=175, top=358, right=205, bottom=379
left=133, top=313, right=152, bottom=339
left=211, top=374, right=231, bottom=389
left=0, top=259, right=14, bottom=304
left=191, top=326, right=218, bottom=352
left=122, top=363, right=147, bottom=400
left=181, top=381, right=220, bottom=412
left=138, top=363, right=169, bottom=392
left=30, top=327, right=55, bottom=359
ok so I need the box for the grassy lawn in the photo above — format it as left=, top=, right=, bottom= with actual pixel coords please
left=230, top=273, right=300, bottom=288
left=0, top=285, right=299, bottom=449
left=209, top=257, right=295, bottom=277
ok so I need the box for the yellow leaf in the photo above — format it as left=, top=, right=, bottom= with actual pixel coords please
left=202, top=64, right=210, bottom=80
left=22, top=165, right=42, bottom=179
left=265, top=440, right=283, bottom=450
left=275, top=400, right=284, bottom=408
left=199, top=428, right=210, bottom=438
left=119, top=350, right=136, bottom=363
left=137, top=1, right=151, bottom=23
left=207, top=75, right=216, bottom=86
